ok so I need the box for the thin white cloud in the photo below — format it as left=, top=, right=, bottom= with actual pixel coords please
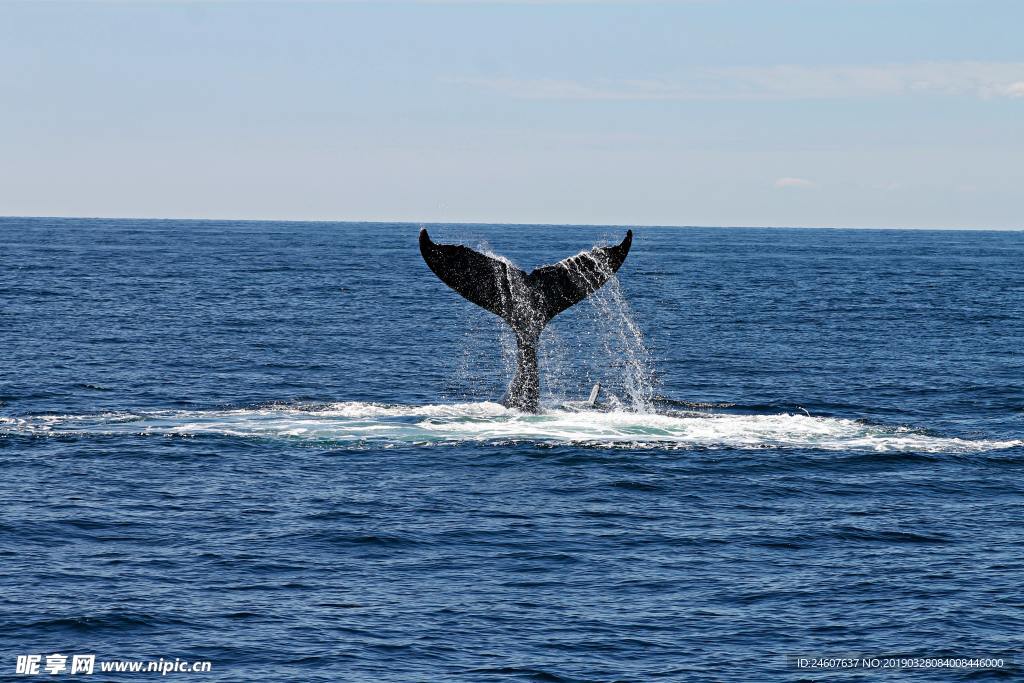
left=53, top=0, right=717, bottom=3
left=410, top=0, right=716, bottom=3
left=435, top=0, right=715, bottom=2
left=452, top=62, right=1024, bottom=101
left=774, top=177, right=815, bottom=189
left=992, top=81, right=1024, bottom=98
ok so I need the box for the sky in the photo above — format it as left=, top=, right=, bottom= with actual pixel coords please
left=0, top=0, right=1021, bottom=229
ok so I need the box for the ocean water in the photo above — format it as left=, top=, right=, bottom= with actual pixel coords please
left=1, top=217, right=1022, bottom=681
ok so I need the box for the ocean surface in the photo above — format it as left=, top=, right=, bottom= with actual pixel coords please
left=1, top=217, right=1022, bottom=682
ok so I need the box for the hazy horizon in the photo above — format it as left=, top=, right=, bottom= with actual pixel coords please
left=4, top=214, right=1020, bottom=232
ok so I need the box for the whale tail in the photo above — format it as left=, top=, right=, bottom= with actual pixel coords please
left=419, top=228, right=633, bottom=412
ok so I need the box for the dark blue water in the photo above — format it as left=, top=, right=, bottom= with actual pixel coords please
left=1, top=217, right=1022, bottom=681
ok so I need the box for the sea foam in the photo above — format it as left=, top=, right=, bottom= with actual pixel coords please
left=2, top=402, right=1020, bottom=453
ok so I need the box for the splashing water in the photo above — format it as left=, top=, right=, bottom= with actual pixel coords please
left=482, top=248, right=530, bottom=396
left=2, top=403, right=1020, bottom=453
left=478, top=236, right=656, bottom=411
left=536, top=239, right=655, bottom=411
left=574, top=252, right=655, bottom=411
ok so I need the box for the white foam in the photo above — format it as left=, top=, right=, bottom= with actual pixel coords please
left=2, top=403, right=1020, bottom=453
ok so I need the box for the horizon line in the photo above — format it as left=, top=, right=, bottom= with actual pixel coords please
left=1, top=214, right=1020, bottom=232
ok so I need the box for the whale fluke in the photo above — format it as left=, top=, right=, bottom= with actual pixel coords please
left=419, top=228, right=633, bottom=412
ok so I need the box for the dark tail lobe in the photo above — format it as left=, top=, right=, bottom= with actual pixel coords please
left=419, top=229, right=632, bottom=412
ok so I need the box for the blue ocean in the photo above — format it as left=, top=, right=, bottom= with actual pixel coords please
left=1, top=217, right=1021, bottom=681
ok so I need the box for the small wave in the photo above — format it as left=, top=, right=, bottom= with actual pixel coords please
left=78, top=383, right=113, bottom=392
left=1, top=402, right=1020, bottom=453
left=23, top=610, right=193, bottom=633
left=832, top=526, right=953, bottom=544
left=460, top=667, right=576, bottom=682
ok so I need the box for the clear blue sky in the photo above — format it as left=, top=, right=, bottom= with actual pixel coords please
left=2, top=0, right=1021, bottom=228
